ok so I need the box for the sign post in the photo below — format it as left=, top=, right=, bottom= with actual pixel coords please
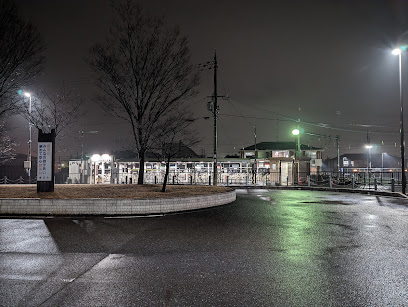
left=37, top=129, right=55, bottom=192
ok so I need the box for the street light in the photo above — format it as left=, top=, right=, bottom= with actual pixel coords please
left=392, top=47, right=407, bottom=194
left=24, top=92, right=32, bottom=184
left=292, top=128, right=301, bottom=158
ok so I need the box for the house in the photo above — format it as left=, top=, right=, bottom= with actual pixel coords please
left=239, top=142, right=323, bottom=185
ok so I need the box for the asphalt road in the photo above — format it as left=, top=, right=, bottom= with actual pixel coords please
left=1, top=189, right=408, bottom=306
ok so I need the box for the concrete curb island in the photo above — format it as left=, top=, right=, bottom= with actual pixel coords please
left=1, top=186, right=406, bottom=216
left=0, top=190, right=236, bottom=216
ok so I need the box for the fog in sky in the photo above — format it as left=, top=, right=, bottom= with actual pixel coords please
left=10, top=0, right=408, bottom=160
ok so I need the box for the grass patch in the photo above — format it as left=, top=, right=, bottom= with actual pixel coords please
left=0, top=184, right=232, bottom=199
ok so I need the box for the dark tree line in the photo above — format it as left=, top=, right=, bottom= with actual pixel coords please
left=0, top=0, right=200, bottom=187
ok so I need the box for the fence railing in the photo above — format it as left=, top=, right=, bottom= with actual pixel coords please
left=0, top=175, right=35, bottom=184
left=115, top=170, right=406, bottom=193
left=0, top=173, right=66, bottom=185
left=3, top=170, right=406, bottom=193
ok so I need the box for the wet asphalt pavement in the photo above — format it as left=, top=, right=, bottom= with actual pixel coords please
left=1, top=189, right=408, bottom=306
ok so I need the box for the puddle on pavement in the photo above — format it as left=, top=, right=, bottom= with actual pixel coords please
left=300, top=200, right=352, bottom=206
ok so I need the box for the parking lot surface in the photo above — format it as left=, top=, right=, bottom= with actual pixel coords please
left=1, top=189, right=408, bottom=306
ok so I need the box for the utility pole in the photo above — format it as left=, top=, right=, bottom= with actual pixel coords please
left=200, top=50, right=225, bottom=186
left=254, top=126, right=257, bottom=184
left=213, top=50, right=218, bottom=186
left=398, top=51, right=406, bottom=194
left=336, top=135, right=340, bottom=172
left=28, top=95, right=32, bottom=184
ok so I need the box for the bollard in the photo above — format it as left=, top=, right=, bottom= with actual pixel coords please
left=246, top=175, right=248, bottom=186
left=286, top=177, right=289, bottom=186
left=352, top=175, right=355, bottom=189
left=391, top=178, right=395, bottom=192
left=329, top=174, right=332, bottom=188
left=172, top=176, right=175, bottom=185
left=154, top=176, right=157, bottom=184
left=209, top=176, right=211, bottom=186
left=374, top=178, right=377, bottom=191
left=227, top=176, right=229, bottom=186
left=308, top=175, right=310, bottom=187
left=190, top=176, right=193, bottom=185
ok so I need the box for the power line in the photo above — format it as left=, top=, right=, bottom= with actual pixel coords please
left=227, top=96, right=400, bottom=135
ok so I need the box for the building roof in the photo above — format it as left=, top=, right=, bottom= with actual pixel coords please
left=242, top=142, right=321, bottom=151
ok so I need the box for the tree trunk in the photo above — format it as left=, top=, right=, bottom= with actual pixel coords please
left=138, top=150, right=145, bottom=184
left=162, top=158, right=170, bottom=192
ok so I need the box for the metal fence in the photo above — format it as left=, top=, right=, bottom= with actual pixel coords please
left=0, top=173, right=66, bottom=184
left=123, top=170, right=406, bottom=193
left=0, top=173, right=33, bottom=184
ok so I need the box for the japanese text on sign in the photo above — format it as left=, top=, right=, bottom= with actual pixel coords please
left=37, top=142, right=52, bottom=181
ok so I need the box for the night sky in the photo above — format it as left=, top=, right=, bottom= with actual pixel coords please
left=10, top=0, right=408, bottom=160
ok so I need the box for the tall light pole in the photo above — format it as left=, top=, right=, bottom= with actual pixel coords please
left=24, top=92, right=32, bottom=184
left=213, top=50, right=218, bottom=186
left=381, top=152, right=386, bottom=184
left=254, top=125, right=257, bottom=184
left=392, top=47, right=406, bottom=194
left=365, top=144, right=372, bottom=172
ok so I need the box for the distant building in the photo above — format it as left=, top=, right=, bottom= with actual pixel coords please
left=68, top=141, right=326, bottom=186
left=323, top=153, right=403, bottom=172
left=239, top=141, right=323, bottom=185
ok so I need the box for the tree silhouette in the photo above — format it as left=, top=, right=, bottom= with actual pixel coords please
left=20, top=82, right=85, bottom=139
left=0, top=0, right=44, bottom=119
left=88, top=0, right=199, bottom=184
left=151, top=112, right=199, bottom=192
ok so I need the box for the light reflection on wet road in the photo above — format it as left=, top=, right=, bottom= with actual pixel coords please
left=1, top=190, right=408, bottom=306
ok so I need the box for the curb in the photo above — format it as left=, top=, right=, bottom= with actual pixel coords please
left=0, top=190, right=236, bottom=216
left=229, top=185, right=408, bottom=199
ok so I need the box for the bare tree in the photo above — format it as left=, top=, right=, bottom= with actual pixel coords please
left=151, top=112, right=199, bottom=192
left=0, top=0, right=44, bottom=119
left=88, top=1, right=199, bottom=184
left=20, top=82, right=85, bottom=139
left=0, top=123, right=16, bottom=164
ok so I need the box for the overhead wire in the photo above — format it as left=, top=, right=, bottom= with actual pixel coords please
left=227, top=96, right=400, bottom=135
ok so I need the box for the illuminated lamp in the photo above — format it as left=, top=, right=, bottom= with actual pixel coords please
left=91, top=154, right=101, bottom=162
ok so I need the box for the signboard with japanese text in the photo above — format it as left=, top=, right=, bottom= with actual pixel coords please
left=37, top=142, right=52, bottom=181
